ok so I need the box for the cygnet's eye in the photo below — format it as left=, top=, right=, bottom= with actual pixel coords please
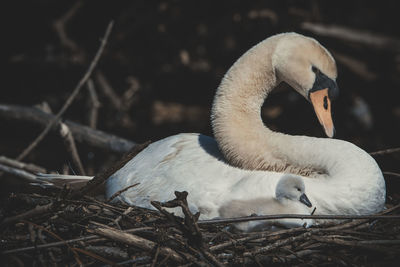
left=311, top=66, right=319, bottom=74
left=297, top=188, right=301, bottom=192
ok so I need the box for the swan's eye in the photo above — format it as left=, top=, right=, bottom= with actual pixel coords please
left=297, top=188, right=301, bottom=192
left=312, top=66, right=319, bottom=74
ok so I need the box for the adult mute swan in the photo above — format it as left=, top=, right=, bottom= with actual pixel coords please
left=39, top=33, right=386, bottom=223
left=219, top=174, right=313, bottom=231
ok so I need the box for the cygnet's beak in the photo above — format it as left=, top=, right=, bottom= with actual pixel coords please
left=299, top=193, right=312, bottom=207
left=309, top=88, right=335, bottom=138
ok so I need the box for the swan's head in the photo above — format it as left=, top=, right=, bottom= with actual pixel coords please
left=275, top=174, right=312, bottom=207
left=273, top=33, right=339, bottom=137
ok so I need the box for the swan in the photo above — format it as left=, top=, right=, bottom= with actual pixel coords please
left=218, top=174, right=313, bottom=231
left=39, top=32, right=386, bottom=224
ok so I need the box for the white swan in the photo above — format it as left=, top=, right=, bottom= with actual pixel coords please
left=219, top=174, right=313, bottom=231
left=39, top=33, right=386, bottom=223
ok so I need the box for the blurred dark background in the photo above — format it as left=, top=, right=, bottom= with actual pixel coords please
left=1, top=0, right=399, bottom=194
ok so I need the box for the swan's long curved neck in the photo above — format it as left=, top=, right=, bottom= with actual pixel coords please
left=211, top=36, right=384, bottom=215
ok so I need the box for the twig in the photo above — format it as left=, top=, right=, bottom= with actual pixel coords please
left=59, top=122, right=86, bottom=175
left=16, top=21, right=114, bottom=161
left=198, top=214, right=400, bottom=225
left=332, top=51, right=377, bottom=81
left=113, top=207, right=133, bottom=226
left=95, top=71, right=135, bottom=128
left=312, top=236, right=400, bottom=254
left=370, top=147, right=400, bottom=156
left=152, top=192, right=225, bottom=267
left=86, top=79, right=101, bottom=129
left=1, top=202, right=56, bottom=227
left=95, top=71, right=124, bottom=110
left=88, top=226, right=185, bottom=263
left=151, top=245, right=160, bottom=267
left=0, top=104, right=137, bottom=154
left=1, top=226, right=153, bottom=255
left=383, top=171, right=400, bottom=178
left=53, top=0, right=85, bottom=63
left=75, top=140, right=150, bottom=198
left=0, top=163, right=41, bottom=183
left=107, top=183, right=140, bottom=202
left=72, top=247, right=116, bottom=266
left=323, top=203, right=400, bottom=231
left=243, top=231, right=317, bottom=257
left=86, top=246, right=128, bottom=260
left=0, top=156, right=47, bottom=173
left=24, top=221, right=84, bottom=265
left=210, top=227, right=307, bottom=252
left=301, top=22, right=400, bottom=52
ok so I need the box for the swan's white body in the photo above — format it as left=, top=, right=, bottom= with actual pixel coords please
left=39, top=33, right=386, bottom=226
left=106, top=133, right=385, bottom=220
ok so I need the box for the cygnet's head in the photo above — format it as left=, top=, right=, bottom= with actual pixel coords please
left=273, top=33, right=339, bottom=137
left=275, top=174, right=312, bottom=208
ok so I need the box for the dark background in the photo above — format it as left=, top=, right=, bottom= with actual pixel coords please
left=1, top=0, right=399, bottom=192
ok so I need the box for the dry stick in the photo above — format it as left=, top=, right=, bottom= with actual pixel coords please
left=151, top=246, right=160, bottom=267
left=53, top=0, right=85, bottom=62
left=0, top=163, right=40, bottom=183
left=0, top=202, right=55, bottom=227
left=210, top=227, right=307, bottom=252
left=86, top=246, right=128, bottom=261
left=301, top=22, right=400, bottom=52
left=370, top=147, right=400, bottom=156
left=24, top=220, right=84, bottom=266
left=59, top=122, right=86, bottom=175
left=211, top=203, right=400, bottom=252
left=95, top=71, right=123, bottom=110
left=198, top=214, right=400, bottom=225
left=242, top=231, right=317, bottom=257
left=72, top=247, right=116, bottom=266
left=88, top=226, right=185, bottom=263
left=75, top=140, right=150, bottom=198
left=383, top=171, right=400, bottom=178
left=113, top=207, right=133, bottom=226
left=325, top=203, right=400, bottom=231
left=107, top=183, right=140, bottom=202
left=312, top=236, right=400, bottom=254
left=95, top=71, right=135, bottom=128
left=86, top=79, right=100, bottom=129
left=332, top=51, right=377, bottom=81
left=152, top=192, right=225, bottom=267
left=0, top=104, right=136, bottom=154
left=0, top=156, right=47, bottom=173
left=1, top=226, right=153, bottom=255
left=16, top=21, right=114, bottom=162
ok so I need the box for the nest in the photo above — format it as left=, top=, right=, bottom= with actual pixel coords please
left=1, top=187, right=400, bottom=266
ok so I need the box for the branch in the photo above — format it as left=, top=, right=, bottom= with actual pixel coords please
left=370, top=147, right=400, bottom=156
left=107, top=183, right=140, bottom=202
left=0, top=104, right=136, bottom=154
left=88, top=226, right=185, bottom=263
left=86, top=79, right=100, bottom=129
left=301, top=22, right=400, bottom=52
left=16, top=21, right=114, bottom=161
left=1, top=226, right=153, bottom=255
left=0, top=163, right=40, bottom=183
left=53, top=0, right=85, bottom=63
left=198, top=214, right=400, bottom=225
left=59, top=122, right=86, bottom=175
left=1, top=202, right=55, bottom=227
left=0, top=156, right=47, bottom=174
left=74, top=140, right=150, bottom=198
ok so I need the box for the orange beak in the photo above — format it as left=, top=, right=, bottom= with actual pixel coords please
left=309, top=88, right=335, bottom=138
